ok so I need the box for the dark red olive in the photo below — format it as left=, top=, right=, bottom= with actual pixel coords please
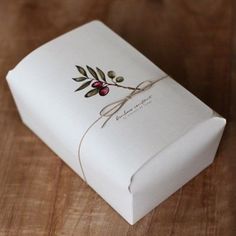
left=92, top=81, right=103, bottom=88
left=99, top=86, right=109, bottom=96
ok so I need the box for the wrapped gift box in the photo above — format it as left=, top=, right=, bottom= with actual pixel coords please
left=6, top=21, right=226, bottom=224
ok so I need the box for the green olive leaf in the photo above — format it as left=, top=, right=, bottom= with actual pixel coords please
left=115, top=76, right=124, bottom=83
left=72, top=77, right=87, bottom=82
left=74, top=80, right=91, bottom=92
left=85, top=88, right=99, bottom=98
left=86, top=65, right=99, bottom=80
left=76, top=65, right=87, bottom=77
left=96, top=67, right=106, bottom=82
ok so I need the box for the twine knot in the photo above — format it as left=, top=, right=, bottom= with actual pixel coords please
left=78, top=75, right=169, bottom=182
left=99, top=76, right=168, bottom=128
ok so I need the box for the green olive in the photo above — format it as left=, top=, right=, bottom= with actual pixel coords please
left=107, top=70, right=116, bottom=78
left=115, top=76, right=124, bottom=83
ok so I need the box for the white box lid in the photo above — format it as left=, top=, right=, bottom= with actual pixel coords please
left=7, top=21, right=214, bottom=190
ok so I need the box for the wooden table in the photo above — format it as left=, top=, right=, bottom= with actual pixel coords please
left=0, top=1, right=235, bottom=235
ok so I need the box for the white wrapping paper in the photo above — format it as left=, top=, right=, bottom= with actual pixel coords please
left=6, top=21, right=226, bottom=224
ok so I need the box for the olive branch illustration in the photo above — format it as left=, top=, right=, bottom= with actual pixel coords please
left=72, top=65, right=139, bottom=98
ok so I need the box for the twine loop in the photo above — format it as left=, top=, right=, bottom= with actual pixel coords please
left=78, top=75, right=168, bottom=181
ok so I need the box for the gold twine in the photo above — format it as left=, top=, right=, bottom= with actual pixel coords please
left=78, top=75, right=169, bottom=182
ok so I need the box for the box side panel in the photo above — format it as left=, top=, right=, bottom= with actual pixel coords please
left=84, top=161, right=133, bottom=224
left=6, top=71, right=134, bottom=224
left=130, top=117, right=226, bottom=224
left=6, top=71, right=84, bottom=179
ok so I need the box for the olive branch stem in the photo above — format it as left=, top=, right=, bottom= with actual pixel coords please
left=106, top=82, right=141, bottom=91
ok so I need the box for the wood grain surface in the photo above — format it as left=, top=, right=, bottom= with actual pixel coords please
left=0, top=0, right=235, bottom=235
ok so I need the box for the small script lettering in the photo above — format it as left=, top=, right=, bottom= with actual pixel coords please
left=116, top=95, right=152, bottom=121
